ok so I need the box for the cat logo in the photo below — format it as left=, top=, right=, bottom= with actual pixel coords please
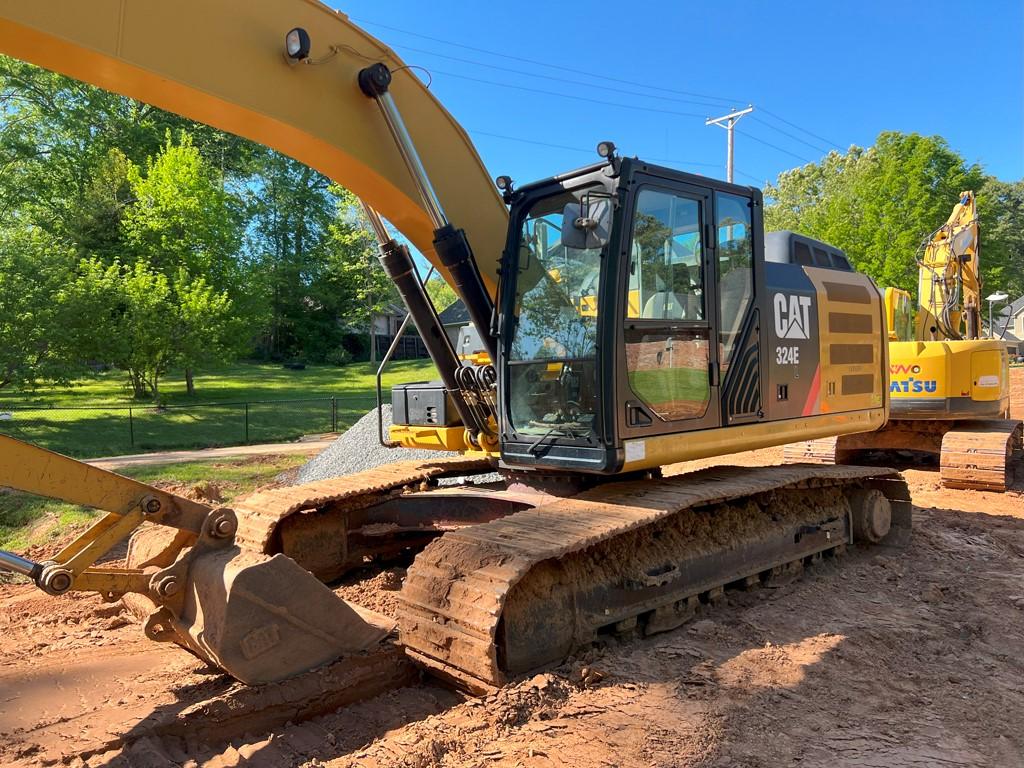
left=773, top=293, right=813, bottom=340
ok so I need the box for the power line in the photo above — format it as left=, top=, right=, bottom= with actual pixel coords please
left=469, top=129, right=598, bottom=156
left=749, top=115, right=831, bottom=156
left=428, top=68, right=708, bottom=119
left=756, top=106, right=844, bottom=151
left=390, top=42, right=736, bottom=111
left=350, top=14, right=852, bottom=172
left=735, top=128, right=814, bottom=164
left=350, top=16, right=742, bottom=106
left=469, top=128, right=721, bottom=169
left=347, top=15, right=834, bottom=178
left=734, top=169, right=767, bottom=185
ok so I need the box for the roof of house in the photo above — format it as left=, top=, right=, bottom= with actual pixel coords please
left=1000, top=295, right=1024, bottom=318
left=437, top=299, right=470, bottom=327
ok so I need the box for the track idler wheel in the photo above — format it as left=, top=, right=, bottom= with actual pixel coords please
left=849, top=488, right=891, bottom=544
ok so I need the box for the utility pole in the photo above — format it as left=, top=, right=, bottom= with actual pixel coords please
left=706, top=106, right=753, bottom=183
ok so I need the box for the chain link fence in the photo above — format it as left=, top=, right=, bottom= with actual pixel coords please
left=0, top=395, right=385, bottom=458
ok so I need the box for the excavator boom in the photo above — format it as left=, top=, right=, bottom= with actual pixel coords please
left=0, top=0, right=507, bottom=294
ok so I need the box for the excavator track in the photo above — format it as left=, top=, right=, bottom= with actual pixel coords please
left=232, top=457, right=493, bottom=553
left=784, top=419, right=1022, bottom=492
left=939, top=419, right=1023, bottom=491
left=399, top=464, right=910, bottom=692
left=127, top=455, right=493, bottom=585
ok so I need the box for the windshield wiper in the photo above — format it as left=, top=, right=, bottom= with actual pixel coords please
left=527, top=425, right=561, bottom=454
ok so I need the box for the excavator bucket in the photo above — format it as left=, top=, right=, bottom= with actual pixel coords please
left=165, top=547, right=392, bottom=685
left=0, top=435, right=392, bottom=685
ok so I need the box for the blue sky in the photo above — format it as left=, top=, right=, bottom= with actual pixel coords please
left=335, top=0, right=1022, bottom=187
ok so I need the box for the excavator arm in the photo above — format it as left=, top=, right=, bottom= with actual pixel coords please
left=915, top=190, right=981, bottom=340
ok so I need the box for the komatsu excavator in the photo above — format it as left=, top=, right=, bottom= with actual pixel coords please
left=0, top=1, right=910, bottom=693
left=786, top=192, right=1022, bottom=491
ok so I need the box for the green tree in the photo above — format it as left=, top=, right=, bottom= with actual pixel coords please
left=63, top=259, right=176, bottom=399
left=64, top=259, right=237, bottom=399
left=323, top=189, right=398, bottom=363
left=977, top=177, right=1024, bottom=299
left=765, top=131, right=988, bottom=293
left=0, top=57, right=254, bottom=252
left=122, top=132, right=246, bottom=392
left=425, top=274, right=458, bottom=311
left=123, top=132, right=242, bottom=288
left=0, top=228, right=79, bottom=390
left=246, top=151, right=335, bottom=360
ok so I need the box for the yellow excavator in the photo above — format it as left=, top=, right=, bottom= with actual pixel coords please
left=0, top=1, right=911, bottom=693
left=786, top=192, right=1022, bottom=491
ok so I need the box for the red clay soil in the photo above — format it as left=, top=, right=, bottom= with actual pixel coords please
left=2, top=373, right=1023, bottom=767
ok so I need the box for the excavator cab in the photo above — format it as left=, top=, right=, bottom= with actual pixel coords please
left=496, top=157, right=887, bottom=474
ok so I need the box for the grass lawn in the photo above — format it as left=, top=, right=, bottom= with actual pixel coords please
left=0, top=359, right=437, bottom=458
left=0, top=454, right=308, bottom=553
left=0, top=359, right=438, bottom=406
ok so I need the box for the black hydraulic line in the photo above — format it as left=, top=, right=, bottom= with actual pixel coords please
left=433, top=224, right=497, bottom=361
left=358, top=62, right=497, bottom=362
left=376, top=238, right=484, bottom=436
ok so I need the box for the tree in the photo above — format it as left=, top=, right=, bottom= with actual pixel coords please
left=246, top=150, right=336, bottom=360
left=123, top=132, right=242, bottom=287
left=977, top=178, right=1024, bottom=300
left=64, top=259, right=237, bottom=399
left=323, top=189, right=398, bottom=363
left=425, top=274, right=458, bottom=312
left=122, top=132, right=246, bottom=392
left=0, top=57, right=254, bottom=251
left=765, top=131, right=988, bottom=293
left=63, top=259, right=176, bottom=399
left=0, top=227, right=79, bottom=390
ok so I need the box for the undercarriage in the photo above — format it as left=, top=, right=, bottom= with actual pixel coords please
left=124, top=458, right=910, bottom=693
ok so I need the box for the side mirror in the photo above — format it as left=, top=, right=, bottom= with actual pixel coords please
left=562, top=198, right=612, bottom=250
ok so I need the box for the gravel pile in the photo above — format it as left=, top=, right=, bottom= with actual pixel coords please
left=295, top=404, right=462, bottom=484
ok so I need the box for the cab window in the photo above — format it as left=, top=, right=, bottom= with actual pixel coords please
left=627, top=189, right=703, bottom=321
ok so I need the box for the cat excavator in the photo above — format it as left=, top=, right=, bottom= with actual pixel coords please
left=0, top=1, right=910, bottom=693
left=786, top=192, right=1022, bottom=491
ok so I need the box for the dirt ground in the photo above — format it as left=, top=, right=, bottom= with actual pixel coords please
left=3, top=376, right=1024, bottom=767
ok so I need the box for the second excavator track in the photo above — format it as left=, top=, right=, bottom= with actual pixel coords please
left=939, top=419, right=1023, bottom=491
left=398, top=464, right=911, bottom=692
left=784, top=419, right=1022, bottom=492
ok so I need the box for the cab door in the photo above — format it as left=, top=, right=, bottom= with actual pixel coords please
left=617, top=180, right=721, bottom=437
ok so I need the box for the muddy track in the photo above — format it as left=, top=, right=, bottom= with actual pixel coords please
left=401, top=464, right=909, bottom=691
left=232, top=456, right=492, bottom=552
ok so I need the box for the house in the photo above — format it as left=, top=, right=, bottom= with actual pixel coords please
left=438, top=299, right=471, bottom=347
left=339, top=302, right=427, bottom=361
left=988, top=296, right=1023, bottom=356
left=371, top=302, right=408, bottom=338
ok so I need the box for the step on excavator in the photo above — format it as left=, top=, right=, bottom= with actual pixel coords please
left=0, top=1, right=910, bottom=693
left=785, top=192, right=1022, bottom=491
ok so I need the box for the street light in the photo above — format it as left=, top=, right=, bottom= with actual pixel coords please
left=986, top=291, right=1009, bottom=338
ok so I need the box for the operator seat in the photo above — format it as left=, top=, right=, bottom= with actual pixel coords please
left=641, top=262, right=698, bottom=320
